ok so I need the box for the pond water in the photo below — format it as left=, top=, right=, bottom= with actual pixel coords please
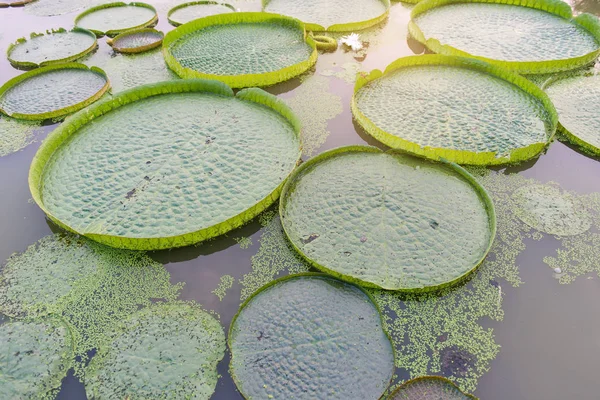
left=1, top=0, right=600, bottom=399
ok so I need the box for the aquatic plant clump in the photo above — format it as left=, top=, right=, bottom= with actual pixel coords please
left=352, top=55, right=557, bottom=165
left=75, top=2, right=158, bottom=37
left=0, top=116, right=40, bottom=157
left=0, top=63, right=109, bottom=121
left=389, top=376, right=476, bottom=399
left=263, top=0, right=390, bottom=32
left=280, top=146, right=496, bottom=292
left=107, top=28, right=163, bottom=53
left=0, top=319, right=73, bottom=400
left=229, top=274, right=395, bottom=399
left=163, top=13, right=317, bottom=88
left=7, top=28, right=98, bottom=69
left=409, top=0, right=600, bottom=74
left=30, top=80, right=302, bottom=250
left=85, top=302, right=226, bottom=399
left=167, top=1, right=236, bottom=26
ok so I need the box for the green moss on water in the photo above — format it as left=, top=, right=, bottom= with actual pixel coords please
left=234, top=236, right=253, bottom=249
left=212, top=274, right=234, bottom=301
left=0, top=116, right=40, bottom=157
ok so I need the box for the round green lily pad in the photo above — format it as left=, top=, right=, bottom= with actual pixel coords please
left=543, top=71, right=600, bottom=156
left=512, top=184, right=591, bottom=236
left=263, top=0, right=390, bottom=32
left=229, top=273, right=395, bottom=399
left=389, top=376, right=476, bottom=399
left=167, top=1, right=236, bottom=26
left=75, top=2, right=158, bottom=37
left=85, top=302, right=225, bottom=399
left=0, top=318, right=73, bottom=399
left=409, top=0, right=600, bottom=74
left=162, top=12, right=317, bottom=88
left=280, top=146, right=496, bottom=292
left=108, top=28, right=164, bottom=53
left=0, top=63, right=110, bottom=121
left=29, top=79, right=301, bottom=250
left=352, top=55, right=557, bottom=165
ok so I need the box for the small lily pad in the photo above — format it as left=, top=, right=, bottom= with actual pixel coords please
left=75, top=2, right=158, bottom=37
left=389, top=376, right=476, bottom=399
left=167, top=1, right=236, bottom=26
left=108, top=28, right=164, bottom=53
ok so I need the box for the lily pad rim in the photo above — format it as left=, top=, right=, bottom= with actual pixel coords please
left=0, top=0, right=36, bottom=8
left=28, top=79, right=302, bottom=251
left=6, top=27, right=98, bottom=69
left=107, top=28, right=164, bottom=53
left=162, top=12, right=318, bottom=88
left=0, top=62, right=110, bottom=121
left=279, top=145, right=497, bottom=292
left=351, top=54, right=558, bottom=166
left=261, top=0, right=391, bottom=32
left=228, top=272, right=397, bottom=400
left=409, top=0, right=600, bottom=74
left=389, top=375, right=478, bottom=399
left=167, top=1, right=237, bottom=27
left=74, top=1, right=159, bottom=37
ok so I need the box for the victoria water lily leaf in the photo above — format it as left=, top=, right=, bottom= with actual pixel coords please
left=7, top=28, right=97, bottom=68
left=29, top=80, right=301, bottom=250
left=107, top=28, right=163, bottom=53
left=543, top=72, right=600, bottom=156
left=163, top=13, right=317, bottom=88
left=263, top=0, right=390, bottom=32
left=389, top=376, right=476, bottom=399
left=0, top=63, right=109, bottom=121
left=85, top=302, right=225, bottom=399
left=229, top=274, right=395, bottom=399
left=75, top=2, right=158, bottom=37
left=25, top=0, right=101, bottom=16
left=409, top=0, right=600, bottom=74
left=280, top=146, right=496, bottom=292
left=167, top=1, right=236, bottom=26
left=352, top=55, right=557, bottom=165
left=512, top=184, right=591, bottom=236
left=0, top=318, right=73, bottom=400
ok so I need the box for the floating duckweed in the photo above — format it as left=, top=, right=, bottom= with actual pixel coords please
left=0, top=318, right=73, bottom=400
left=0, top=116, right=40, bottom=157
left=85, top=302, right=226, bottom=399
left=284, top=75, right=342, bottom=156
left=234, top=236, right=252, bottom=249
left=544, top=233, right=600, bottom=284
left=212, top=274, right=234, bottom=301
left=389, top=376, right=476, bottom=399
left=321, top=61, right=361, bottom=84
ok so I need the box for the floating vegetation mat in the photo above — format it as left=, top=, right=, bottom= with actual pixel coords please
left=85, top=302, right=225, bottom=399
left=25, top=0, right=101, bottom=16
left=389, top=376, right=476, bottom=400
left=263, top=0, right=390, bottom=32
left=75, top=2, right=158, bottom=37
left=352, top=55, right=557, bottom=165
left=30, top=80, right=301, bottom=250
left=229, top=274, right=395, bottom=399
left=7, top=28, right=97, bottom=69
left=212, top=274, right=234, bottom=300
left=168, top=1, right=236, bottom=26
left=544, top=71, right=600, bottom=156
left=0, top=116, right=40, bottom=157
left=0, top=63, right=109, bottom=121
left=280, top=146, right=496, bottom=291
left=163, top=12, right=317, bottom=88
left=0, top=318, right=73, bottom=400
left=108, top=28, right=163, bottom=53
left=410, top=0, right=600, bottom=73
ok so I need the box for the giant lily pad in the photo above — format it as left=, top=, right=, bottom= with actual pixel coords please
left=389, top=376, right=476, bottom=399
left=229, top=273, right=395, bottom=399
left=0, top=63, right=109, bottom=121
left=107, top=28, right=164, bottom=53
left=409, top=0, right=600, bottom=74
left=279, top=146, right=496, bottom=292
left=263, top=0, right=390, bottom=32
left=7, top=28, right=97, bottom=69
left=162, top=12, right=317, bottom=88
left=543, top=71, right=600, bottom=156
left=352, top=55, right=557, bottom=165
left=167, top=1, right=236, bottom=26
left=29, top=80, right=301, bottom=250
left=75, top=2, right=158, bottom=37
left=85, top=302, right=225, bottom=399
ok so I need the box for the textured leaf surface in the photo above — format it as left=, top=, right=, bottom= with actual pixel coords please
left=544, top=72, right=600, bottom=155
left=168, top=1, right=235, bottom=26
left=0, top=319, right=73, bottom=400
left=110, top=28, right=163, bottom=53
left=33, top=81, right=300, bottom=249
left=229, top=274, right=394, bottom=400
left=280, top=147, right=495, bottom=291
left=389, top=376, right=475, bottom=399
left=25, top=0, right=102, bottom=16
left=76, top=3, right=157, bottom=36
left=85, top=303, right=225, bottom=399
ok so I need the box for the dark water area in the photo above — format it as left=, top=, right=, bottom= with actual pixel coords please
left=1, top=1, right=600, bottom=399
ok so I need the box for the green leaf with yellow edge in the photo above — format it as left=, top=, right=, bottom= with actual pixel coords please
left=389, top=376, right=477, bottom=399
left=75, top=2, right=158, bottom=37
left=167, top=1, right=236, bottom=27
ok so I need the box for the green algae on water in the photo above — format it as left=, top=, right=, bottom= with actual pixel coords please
left=0, top=116, right=40, bottom=157
left=212, top=274, right=234, bottom=301
left=234, top=236, right=252, bottom=249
